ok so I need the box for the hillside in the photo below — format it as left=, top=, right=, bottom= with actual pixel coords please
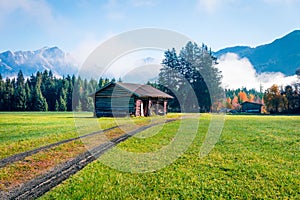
left=0, top=47, right=78, bottom=77
left=215, top=30, right=300, bottom=75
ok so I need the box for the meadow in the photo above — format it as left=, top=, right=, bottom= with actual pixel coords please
left=0, top=112, right=163, bottom=159
left=0, top=113, right=299, bottom=199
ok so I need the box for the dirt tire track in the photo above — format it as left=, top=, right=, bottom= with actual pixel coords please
left=0, top=118, right=177, bottom=200
left=0, top=126, right=119, bottom=168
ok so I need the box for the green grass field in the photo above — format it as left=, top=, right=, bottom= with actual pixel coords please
left=1, top=113, right=299, bottom=199
left=0, top=112, right=164, bottom=159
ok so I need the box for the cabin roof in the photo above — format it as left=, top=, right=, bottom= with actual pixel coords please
left=95, top=82, right=173, bottom=99
left=240, top=101, right=263, bottom=106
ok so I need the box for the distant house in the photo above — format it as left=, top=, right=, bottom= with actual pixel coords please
left=91, top=82, right=173, bottom=117
left=240, top=101, right=263, bottom=113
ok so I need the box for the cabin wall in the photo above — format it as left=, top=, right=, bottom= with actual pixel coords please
left=95, top=84, right=135, bottom=117
left=94, top=84, right=170, bottom=117
left=241, top=103, right=262, bottom=113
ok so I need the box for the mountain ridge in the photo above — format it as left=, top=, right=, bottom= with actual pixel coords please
left=0, top=47, right=78, bottom=77
left=215, top=30, right=300, bottom=75
left=1, top=30, right=300, bottom=78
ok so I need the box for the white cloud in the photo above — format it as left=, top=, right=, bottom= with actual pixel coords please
left=217, top=53, right=298, bottom=90
left=197, top=0, right=237, bottom=13
left=0, top=0, right=51, bottom=25
left=129, top=0, right=156, bottom=7
left=0, top=0, right=68, bottom=35
left=197, top=0, right=220, bottom=12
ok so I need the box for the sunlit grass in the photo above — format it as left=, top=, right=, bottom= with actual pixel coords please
left=40, top=114, right=300, bottom=199
left=1, top=113, right=299, bottom=198
left=0, top=112, right=181, bottom=159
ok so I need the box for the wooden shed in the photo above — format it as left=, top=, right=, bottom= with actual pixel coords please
left=241, top=101, right=263, bottom=113
left=92, top=82, right=173, bottom=117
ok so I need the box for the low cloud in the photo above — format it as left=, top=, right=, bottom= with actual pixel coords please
left=216, top=53, right=298, bottom=90
left=71, top=32, right=116, bottom=65
left=105, top=50, right=164, bottom=83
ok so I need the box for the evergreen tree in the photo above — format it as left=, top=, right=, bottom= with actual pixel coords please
left=57, top=86, right=67, bottom=111
left=58, top=95, right=67, bottom=111
left=0, top=74, right=4, bottom=110
left=31, top=86, right=48, bottom=111
left=15, top=70, right=27, bottom=110
left=41, top=70, right=55, bottom=111
left=4, top=78, right=14, bottom=111
left=73, top=76, right=82, bottom=111
left=55, top=100, right=60, bottom=111
left=30, top=72, right=48, bottom=111
left=159, top=42, right=223, bottom=112
left=66, top=75, right=73, bottom=111
left=98, top=77, right=104, bottom=89
left=25, top=81, right=31, bottom=110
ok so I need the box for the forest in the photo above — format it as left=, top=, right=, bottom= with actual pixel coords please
left=0, top=70, right=114, bottom=112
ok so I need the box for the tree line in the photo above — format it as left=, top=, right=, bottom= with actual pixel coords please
left=0, top=70, right=115, bottom=111
left=225, top=88, right=264, bottom=110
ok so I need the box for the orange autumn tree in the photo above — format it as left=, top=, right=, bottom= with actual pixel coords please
left=231, top=96, right=240, bottom=110
left=226, top=97, right=233, bottom=109
left=238, top=91, right=248, bottom=103
left=263, top=84, right=283, bottom=113
left=248, top=93, right=255, bottom=102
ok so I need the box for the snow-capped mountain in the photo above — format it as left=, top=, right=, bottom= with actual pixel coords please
left=0, top=47, right=79, bottom=77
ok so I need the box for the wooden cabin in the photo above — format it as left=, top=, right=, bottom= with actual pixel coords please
left=240, top=101, right=263, bottom=113
left=92, top=82, right=173, bottom=117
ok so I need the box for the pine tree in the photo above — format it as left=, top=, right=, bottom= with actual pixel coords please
left=66, top=75, right=73, bottom=111
left=55, top=100, right=60, bottom=111
left=15, top=70, right=27, bottom=111
left=73, top=76, right=82, bottom=111
left=30, top=72, right=48, bottom=111
left=0, top=74, right=4, bottom=110
left=25, top=81, right=31, bottom=110
left=58, top=95, right=67, bottom=111
left=4, top=78, right=14, bottom=111
left=41, top=70, right=56, bottom=111
left=159, top=42, right=223, bottom=112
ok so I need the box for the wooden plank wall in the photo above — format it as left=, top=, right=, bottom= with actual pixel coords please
left=95, top=84, right=135, bottom=117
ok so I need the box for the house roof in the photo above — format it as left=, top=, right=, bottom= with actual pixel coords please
left=95, top=82, right=173, bottom=99
left=240, top=101, right=263, bottom=106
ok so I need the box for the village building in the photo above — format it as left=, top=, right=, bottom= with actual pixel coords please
left=91, top=82, right=173, bottom=117
left=240, top=101, right=263, bottom=113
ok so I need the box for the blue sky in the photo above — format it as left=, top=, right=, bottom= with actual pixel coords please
left=1, top=0, right=300, bottom=61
